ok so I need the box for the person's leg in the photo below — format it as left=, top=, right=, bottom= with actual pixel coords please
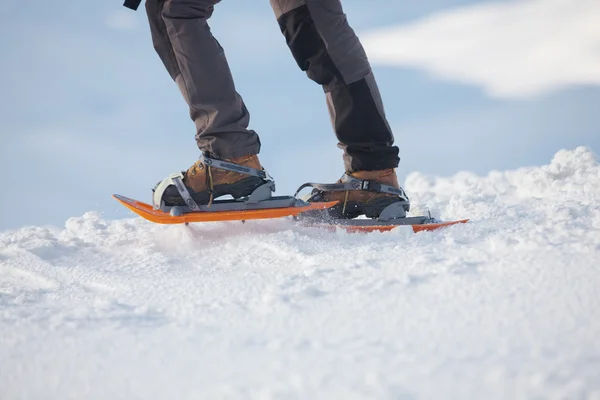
left=270, top=0, right=399, bottom=172
left=146, top=0, right=265, bottom=206
left=146, top=0, right=260, bottom=159
left=270, top=0, right=408, bottom=217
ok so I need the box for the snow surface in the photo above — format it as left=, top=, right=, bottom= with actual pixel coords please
left=1, top=147, right=599, bottom=400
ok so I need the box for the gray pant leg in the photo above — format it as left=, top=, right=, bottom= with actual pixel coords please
left=271, top=0, right=400, bottom=172
left=146, top=0, right=260, bottom=159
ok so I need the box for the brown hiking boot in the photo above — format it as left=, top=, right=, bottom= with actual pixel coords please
left=159, top=154, right=267, bottom=207
left=312, top=169, right=410, bottom=219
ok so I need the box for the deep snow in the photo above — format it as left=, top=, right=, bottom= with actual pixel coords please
left=1, top=147, right=599, bottom=400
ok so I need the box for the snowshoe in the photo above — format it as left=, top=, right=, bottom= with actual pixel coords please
left=294, top=170, right=468, bottom=232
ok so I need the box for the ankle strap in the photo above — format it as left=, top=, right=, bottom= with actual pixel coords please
left=295, top=173, right=409, bottom=200
left=200, top=153, right=272, bottom=181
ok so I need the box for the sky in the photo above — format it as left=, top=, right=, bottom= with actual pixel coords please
left=1, top=0, right=599, bottom=230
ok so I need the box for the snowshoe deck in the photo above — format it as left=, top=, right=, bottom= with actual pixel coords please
left=113, top=194, right=338, bottom=224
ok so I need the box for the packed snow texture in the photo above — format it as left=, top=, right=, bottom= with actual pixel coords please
left=1, top=147, right=599, bottom=400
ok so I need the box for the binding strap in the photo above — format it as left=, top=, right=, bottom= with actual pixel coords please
left=153, top=172, right=200, bottom=211
left=295, top=173, right=409, bottom=200
left=123, top=0, right=142, bottom=10
left=199, top=153, right=271, bottom=181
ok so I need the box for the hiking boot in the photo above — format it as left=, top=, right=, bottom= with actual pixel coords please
left=157, top=154, right=267, bottom=207
left=309, top=169, right=410, bottom=219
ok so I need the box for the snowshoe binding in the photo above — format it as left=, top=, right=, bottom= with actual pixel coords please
left=295, top=169, right=440, bottom=231
left=154, top=153, right=268, bottom=210
left=297, top=169, right=410, bottom=218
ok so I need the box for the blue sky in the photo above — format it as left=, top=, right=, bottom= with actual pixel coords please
left=1, top=0, right=599, bottom=230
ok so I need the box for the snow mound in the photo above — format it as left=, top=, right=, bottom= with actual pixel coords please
left=1, top=147, right=599, bottom=399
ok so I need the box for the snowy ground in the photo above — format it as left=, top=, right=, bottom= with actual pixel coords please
left=1, top=147, right=599, bottom=400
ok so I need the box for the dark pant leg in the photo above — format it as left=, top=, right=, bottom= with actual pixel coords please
left=146, top=0, right=261, bottom=159
left=270, top=0, right=400, bottom=172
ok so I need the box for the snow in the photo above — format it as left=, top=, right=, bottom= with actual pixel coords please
left=1, top=147, right=599, bottom=399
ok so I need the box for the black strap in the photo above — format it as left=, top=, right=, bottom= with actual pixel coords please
left=294, top=182, right=356, bottom=197
left=123, top=0, right=142, bottom=11
left=199, top=153, right=269, bottom=180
